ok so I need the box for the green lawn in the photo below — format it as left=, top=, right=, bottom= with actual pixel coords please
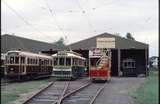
left=1, top=77, right=54, bottom=104
left=131, top=71, right=159, bottom=104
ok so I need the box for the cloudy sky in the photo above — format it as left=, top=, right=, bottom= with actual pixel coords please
left=1, top=0, right=158, bottom=57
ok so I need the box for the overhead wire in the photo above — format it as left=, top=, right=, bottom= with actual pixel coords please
left=2, top=0, right=52, bottom=40
left=2, top=0, right=55, bottom=52
left=75, top=0, right=97, bottom=34
left=43, top=0, right=69, bottom=38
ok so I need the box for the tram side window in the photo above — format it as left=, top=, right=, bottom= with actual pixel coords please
left=132, top=62, right=135, bottom=68
left=49, top=60, right=50, bottom=65
left=46, top=60, right=47, bottom=65
left=15, top=57, right=19, bottom=64
left=124, top=62, right=127, bottom=67
left=31, top=59, right=33, bottom=64
left=45, top=60, right=47, bottom=65
left=32, top=59, right=34, bottom=64
left=123, top=61, right=136, bottom=68
left=81, top=60, right=82, bottom=65
left=41, top=60, right=44, bottom=65
left=46, top=60, right=48, bottom=65
left=54, top=58, right=58, bottom=66
left=33, top=59, right=35, bottom=64
left=20, top=57, right=25, bottom=64
left=72, top=58, right=76, bottom=65
left=82, top=60, right=85, bottom=66
left=43, top=60, right=45, bottom=65
left=50, top=60, right=52, bottom=66
left=27, top=58, right=31, bottom=64
left=81, top=60, right=83, bottom=66
left=27, top=58, right=29, bottom=64
left=66, top=58, right=71, bottom=66
left=128, top=62, right=131, bottom=67
left=75, top=58, right=78, bottom=65
left=7, top=57, right=9, bottom=64
left=78, top=59, right=80, bottom=65
left=59, top=58, right=64, bottom=65
left=10, top=57, right=14, bottom=64
left=35, top=59, right=37, bottom=64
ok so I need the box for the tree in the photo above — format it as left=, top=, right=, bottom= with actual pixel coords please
left=126, top=33, right=135, bottom=40
left=52, top=37, right=70, bottom=50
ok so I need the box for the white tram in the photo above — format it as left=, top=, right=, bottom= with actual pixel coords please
left=52, top=50, right=86, bottom=80
left=5, top=50, right=53, bottom=80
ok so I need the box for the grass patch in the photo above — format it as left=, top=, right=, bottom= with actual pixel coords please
left=1, top=77, right=55, bottom=104
left=130, top=71, right=159, bottom=104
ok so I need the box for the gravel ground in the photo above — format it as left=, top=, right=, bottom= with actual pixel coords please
left=94, top=77, right=145, bottom=104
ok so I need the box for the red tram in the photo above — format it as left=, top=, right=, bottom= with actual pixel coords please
left=89, top=48, right=111, bottom=81
left=5, top=50, right=53, bottom=80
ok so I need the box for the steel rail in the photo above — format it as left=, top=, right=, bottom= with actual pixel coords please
left=22, top=80, right=91, bottom=104
left=22, top=82, right=54, bottom=104
left=59, top=83, right=106, bottom=104
left=59, top=82, right=91, bottom=104
left=56, top=82, right=70, bottom=104
left=89, top=83, right=106, bottom=104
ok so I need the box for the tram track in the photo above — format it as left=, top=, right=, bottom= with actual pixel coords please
left=22, top=79, right=91, bottom=104
left=22, top=78, right=106, bottom=104
left=61, top=83, right=106, bottom=104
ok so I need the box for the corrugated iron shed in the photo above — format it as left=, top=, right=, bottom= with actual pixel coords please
left=68, top=32, right=148, bottom=50
left=1, top=34, right=57, bottom=53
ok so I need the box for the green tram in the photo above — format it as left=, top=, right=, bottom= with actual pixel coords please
left=52, top=51, right=86, bottom=80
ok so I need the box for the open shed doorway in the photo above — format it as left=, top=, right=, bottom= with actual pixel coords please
left=111, top=49, right=119, bottom=76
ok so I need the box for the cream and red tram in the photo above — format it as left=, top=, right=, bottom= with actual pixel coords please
left=52, top=51, right=86, bottom=79
left=1, top=53, right=6, bottom=78
left=89, top=48, right=111, bottom=81
left=5, top=50, right=53, bottom=80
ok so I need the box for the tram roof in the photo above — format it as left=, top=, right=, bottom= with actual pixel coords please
left=52, top=51, right=86, bottom=60
left=6, top=50, right=52, bottom=59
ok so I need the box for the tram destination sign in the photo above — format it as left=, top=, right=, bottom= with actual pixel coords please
left=57, top=51, right=67, bottom=56
left=89, top=48, right=102, bottom=57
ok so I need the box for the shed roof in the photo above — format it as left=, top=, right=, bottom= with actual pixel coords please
left=68, top=32, right=148, bottom=50
left=1, top=34, right=57, bottom=53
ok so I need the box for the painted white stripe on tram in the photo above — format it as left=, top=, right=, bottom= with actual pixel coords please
left=53, top=68, right=72, bottom=71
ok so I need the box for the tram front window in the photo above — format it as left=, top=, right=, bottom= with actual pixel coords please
left=59, top=58, right=64, bottom=65
left=66, top=58, right=71, bottom=66
left=90, top=58, right=99, bottom=67
left=10, top=57, right=14, bottom=64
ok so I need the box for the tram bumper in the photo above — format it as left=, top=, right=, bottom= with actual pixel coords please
left=52, top=68, right=72, bottom=79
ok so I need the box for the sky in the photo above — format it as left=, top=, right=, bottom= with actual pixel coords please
left=1, top=0, right=159, bottom=57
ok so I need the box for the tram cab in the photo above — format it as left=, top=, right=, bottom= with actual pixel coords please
left=89, top=48, right=111, bottom=81
left=52, top=50, right=86, bottom=80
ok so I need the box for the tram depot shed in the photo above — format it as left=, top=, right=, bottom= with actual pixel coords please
left=43, top=32, right=149, bottom=77
left=1, top=33, right=149, bottom=77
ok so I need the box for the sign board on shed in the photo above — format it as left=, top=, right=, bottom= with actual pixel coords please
left=96, top=37, right=115, bottom=48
